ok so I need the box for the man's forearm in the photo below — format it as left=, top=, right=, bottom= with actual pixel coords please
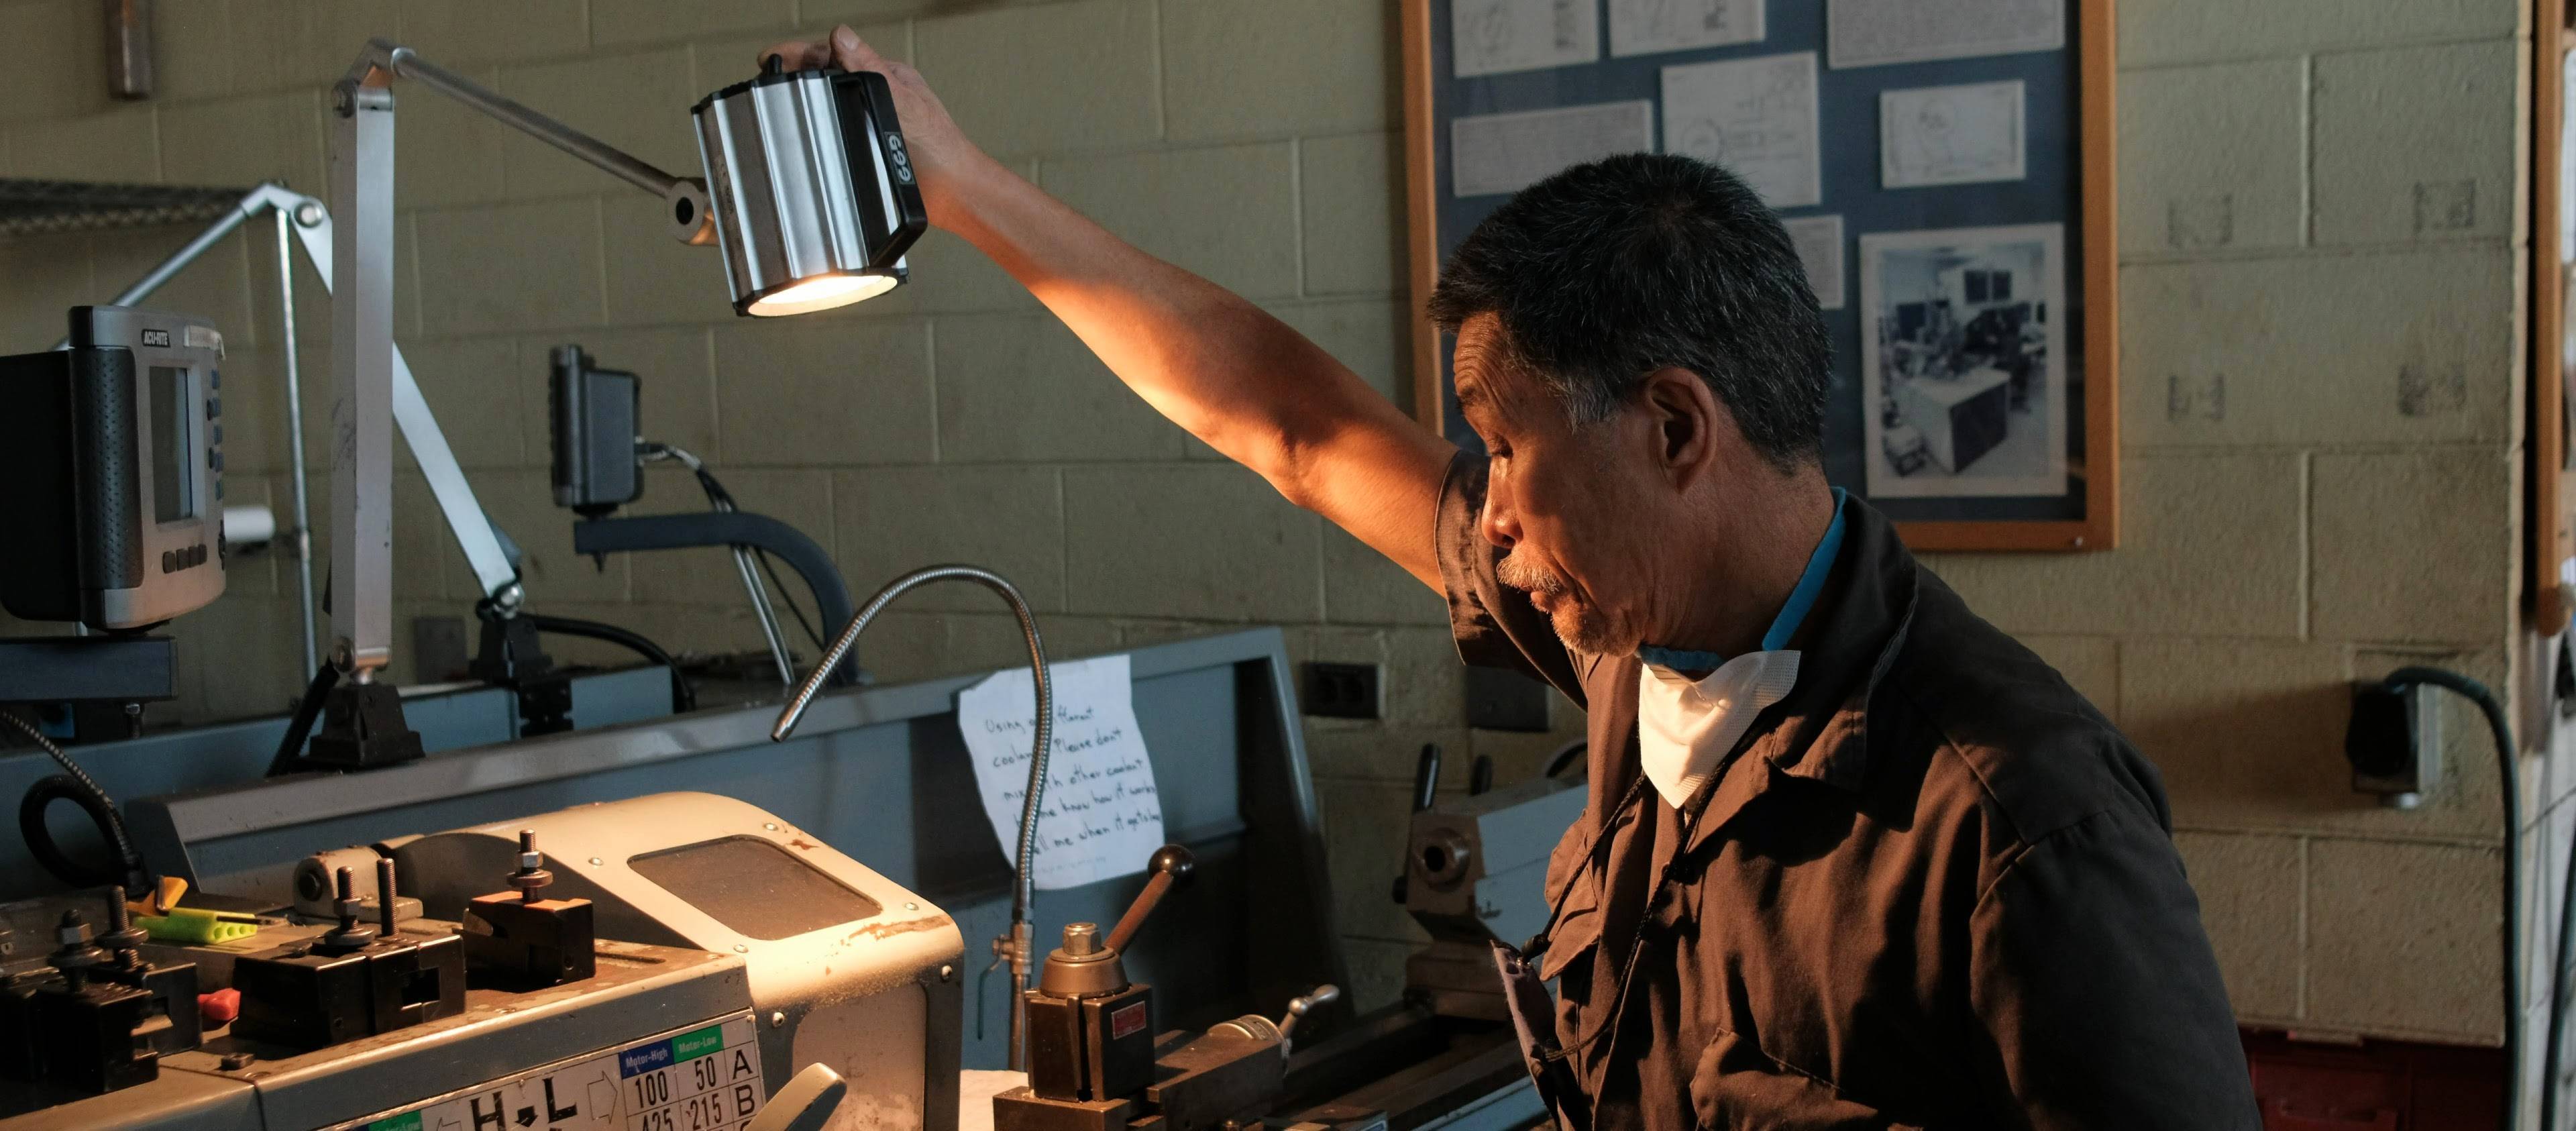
left=936, top=154, right=1452, bottom=584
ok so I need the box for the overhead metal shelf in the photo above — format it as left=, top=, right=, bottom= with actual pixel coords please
left=0, top=177, right=254, bottom=237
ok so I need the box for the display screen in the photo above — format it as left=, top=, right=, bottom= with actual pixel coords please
left=150, top=365, right=195, bottom=523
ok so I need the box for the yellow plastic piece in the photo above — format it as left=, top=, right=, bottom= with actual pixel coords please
left=138, top=907, right=256, bottom=945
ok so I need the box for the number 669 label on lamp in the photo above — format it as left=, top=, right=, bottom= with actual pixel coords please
left=335, top=1013, right=767, bottom=1131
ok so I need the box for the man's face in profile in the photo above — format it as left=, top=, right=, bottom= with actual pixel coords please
left=1454, top=314, right=1669, bottom=657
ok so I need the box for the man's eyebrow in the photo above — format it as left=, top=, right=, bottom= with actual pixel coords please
left=1453, top=380, right=1485, bottom=410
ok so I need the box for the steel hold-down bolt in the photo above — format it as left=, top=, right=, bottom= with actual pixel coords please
left=509, top=830, right=554, bottom=904
left=50, top=910, right=104, bottom=990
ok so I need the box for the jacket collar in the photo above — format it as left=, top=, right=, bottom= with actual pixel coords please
left=1681, top=496, right=1919, bottom=855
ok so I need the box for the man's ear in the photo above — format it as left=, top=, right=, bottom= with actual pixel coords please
left=1638, top=367, right=1724, bottom=488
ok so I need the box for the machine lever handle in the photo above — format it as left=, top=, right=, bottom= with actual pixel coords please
left=1409, top=743, right=1441, bottom=813
left=1104, top=844, right=1194, bottom=954
left=1277, top=983, right=1339, bottom=1056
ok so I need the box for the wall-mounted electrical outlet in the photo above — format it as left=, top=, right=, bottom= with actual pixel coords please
left=2346, top=680, right=2441, bottom=808
left=1302, top=661, right=1381, bottom=719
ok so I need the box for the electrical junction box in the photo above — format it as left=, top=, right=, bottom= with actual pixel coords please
left=2347, top=681, right=2442, bottom=808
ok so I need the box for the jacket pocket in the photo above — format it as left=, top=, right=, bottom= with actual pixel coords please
left=1690, top=1030, right=1924, bottom=1131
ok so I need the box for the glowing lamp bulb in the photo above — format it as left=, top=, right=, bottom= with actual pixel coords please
left=745, top=272, right=900, bottom=317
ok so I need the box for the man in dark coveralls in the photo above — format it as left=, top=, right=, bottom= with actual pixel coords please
left=771, top=25, right=2259, bottom=1130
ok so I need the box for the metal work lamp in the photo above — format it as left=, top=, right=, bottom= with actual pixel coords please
left=313, top=40, right=925, bottom=754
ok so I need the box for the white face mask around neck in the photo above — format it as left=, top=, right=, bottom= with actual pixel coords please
left=1635, top=651, right=1801, bottom=809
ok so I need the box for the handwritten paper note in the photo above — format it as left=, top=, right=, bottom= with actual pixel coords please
left=1452, top=101, right=1656, bottom=198
left=1662, top=52, right=1821, bottom=209
left=956, top=654, right=1165, bottom=891
left=1610, top=0, right=1763, bottom=58
left=1881, top=80, right=2025, bottom=188
left=1827, top=0, right=2063, bottom=70
left=1453, top=0, right=1602, bottom=78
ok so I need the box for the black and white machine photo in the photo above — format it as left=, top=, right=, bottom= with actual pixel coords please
left=1858, top=223, right=2068, bottom=499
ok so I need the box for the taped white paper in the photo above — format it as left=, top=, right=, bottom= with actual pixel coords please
left=1828, top=0, right=2064, bottom=69
left=1881, top=80, right=2025, bottom=188
left=1454, top=0, right=1603, bottom=78
left=1609, top=0, right=1764, bottom=57
left=1452, top=101, right=1657, bottom=198
left=957, top=653, right=1164, bottom=891
left=1782, top=215, right=1845, bottom=311
left=1662, top=52, right=1821, bottom=209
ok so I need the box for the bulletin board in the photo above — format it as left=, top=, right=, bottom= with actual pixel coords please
left=1401, top=0, right=2120, bottom=551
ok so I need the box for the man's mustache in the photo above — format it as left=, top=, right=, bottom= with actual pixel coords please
left=1497, top=551, right=1568, bottom=596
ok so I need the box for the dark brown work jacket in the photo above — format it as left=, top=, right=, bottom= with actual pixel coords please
left=1433, top=453, right=2258, bottom=1130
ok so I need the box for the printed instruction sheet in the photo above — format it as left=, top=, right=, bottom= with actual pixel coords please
left=957, top=653, right=1165, bottom=891
left=1454, top=0, right=1602, bottom=78
left=1828, top=0, right=2065, bottom=69
left=1452, top=101, right=1656, bottom=197
left=1609, top=0, right=1764, bottom=57
left=1662, top=51, right=1821, bottom=209
left=1782, top=215, right=1845, bottom=310
left=1880, top=80, right=2025, bottom=188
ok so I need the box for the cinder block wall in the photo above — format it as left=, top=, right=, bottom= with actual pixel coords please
left=0, top=0, right=2546, bottom=1067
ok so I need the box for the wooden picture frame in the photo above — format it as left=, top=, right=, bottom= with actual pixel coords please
left=1401, top=0, right=2121, bottom=551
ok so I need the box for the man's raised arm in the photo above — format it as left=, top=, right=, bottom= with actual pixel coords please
left=767, top=28, right=1458, bottom=589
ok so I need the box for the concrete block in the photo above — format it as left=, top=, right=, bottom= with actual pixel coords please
left=153, top=0, right=234, bottom=102
left=599, top=194, right=737, bottom=327
left=2118, top=638, right=2352, bottom=831
left=389, top=62, right=509, bottom=209
left=2306, top=837, right=2502, bottom=1041
left=1322, top=524, right=1446, bottom=627
left=712, top=318, right=934, bottom=465
left=1044, top=142, right=1301, bottom=299
left=1921, top=452, right=2306, bottom=638
left=1338, top=936, right=1414, bottom=1014
left=2116, top=60, right=2303, bottom=256
left=7, top=105, right=159, bottom=184
left=496, top=48, right=700, bottom=201
left=1300, top=132, right=1407, bottom=297
left=905, top=228, right=1040, bottom=315
left=590, top=0, right=797, bottom=49
left=184, top=595, right=307, bottom=723
left=1384, top=626, right=1467, bottom=729
left=2017, top=634, right=2117, bottom=718
left=631, top=467, right=835, bottom=605
left=833, top=465, right=1065, bottom=613
left=1307, top=724, right=1474, bottom=788
left=391, top=472, right=451, bottom=602
left=690, top=20, right=912, bottom=95
left=933, top=311, right=1192, bottom=462
left=224, top=0, right=399, bottom=92
left=1063, top=464, right=1322, bottom=622
left=398, top=0, right=592, bottom=64
left=160, top=90, right=325, bottom=197
left=2121, top=0, right=2519, bottom=68
left=1163, top=0, right=1393, bottom=141
left=1470, top=714, right=1590, bottom=786
left=2313, top=42, right=2517, bottom=247
left=2121, top=247, right=2515, bottom=447
left=468, top=467, right=631, bottom=604
left=527, top=325, right=718, bottom=461
left=914, top=0, right=1161, bottom=159
left=2312, top=449, right=2512, bottom=645
left=1271, top=299, right=1409, bottom=405
left=93, top=225, right=256, bottom=347
left=2171, top=831, right=2302, bottom=1022
left=398, top=335, right=526, bottom=469
left=0, top=1, right=114, bottom=123
left=415, top=199, right=606, bottom=335
left=0, top=233, right=96, bottom=350
left=1316, top=777, right=1432, bottom=943
left=945, top=612, right=1123, bottom=676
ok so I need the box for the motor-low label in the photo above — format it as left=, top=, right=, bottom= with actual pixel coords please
left=337, top=1013, right=765, bottom=1131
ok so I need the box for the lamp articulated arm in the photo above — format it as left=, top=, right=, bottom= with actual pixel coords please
left=325, top=40, right=716, bottom=678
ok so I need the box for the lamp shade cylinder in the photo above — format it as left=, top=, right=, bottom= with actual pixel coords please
left=691, top=66, right=928, bottom=317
